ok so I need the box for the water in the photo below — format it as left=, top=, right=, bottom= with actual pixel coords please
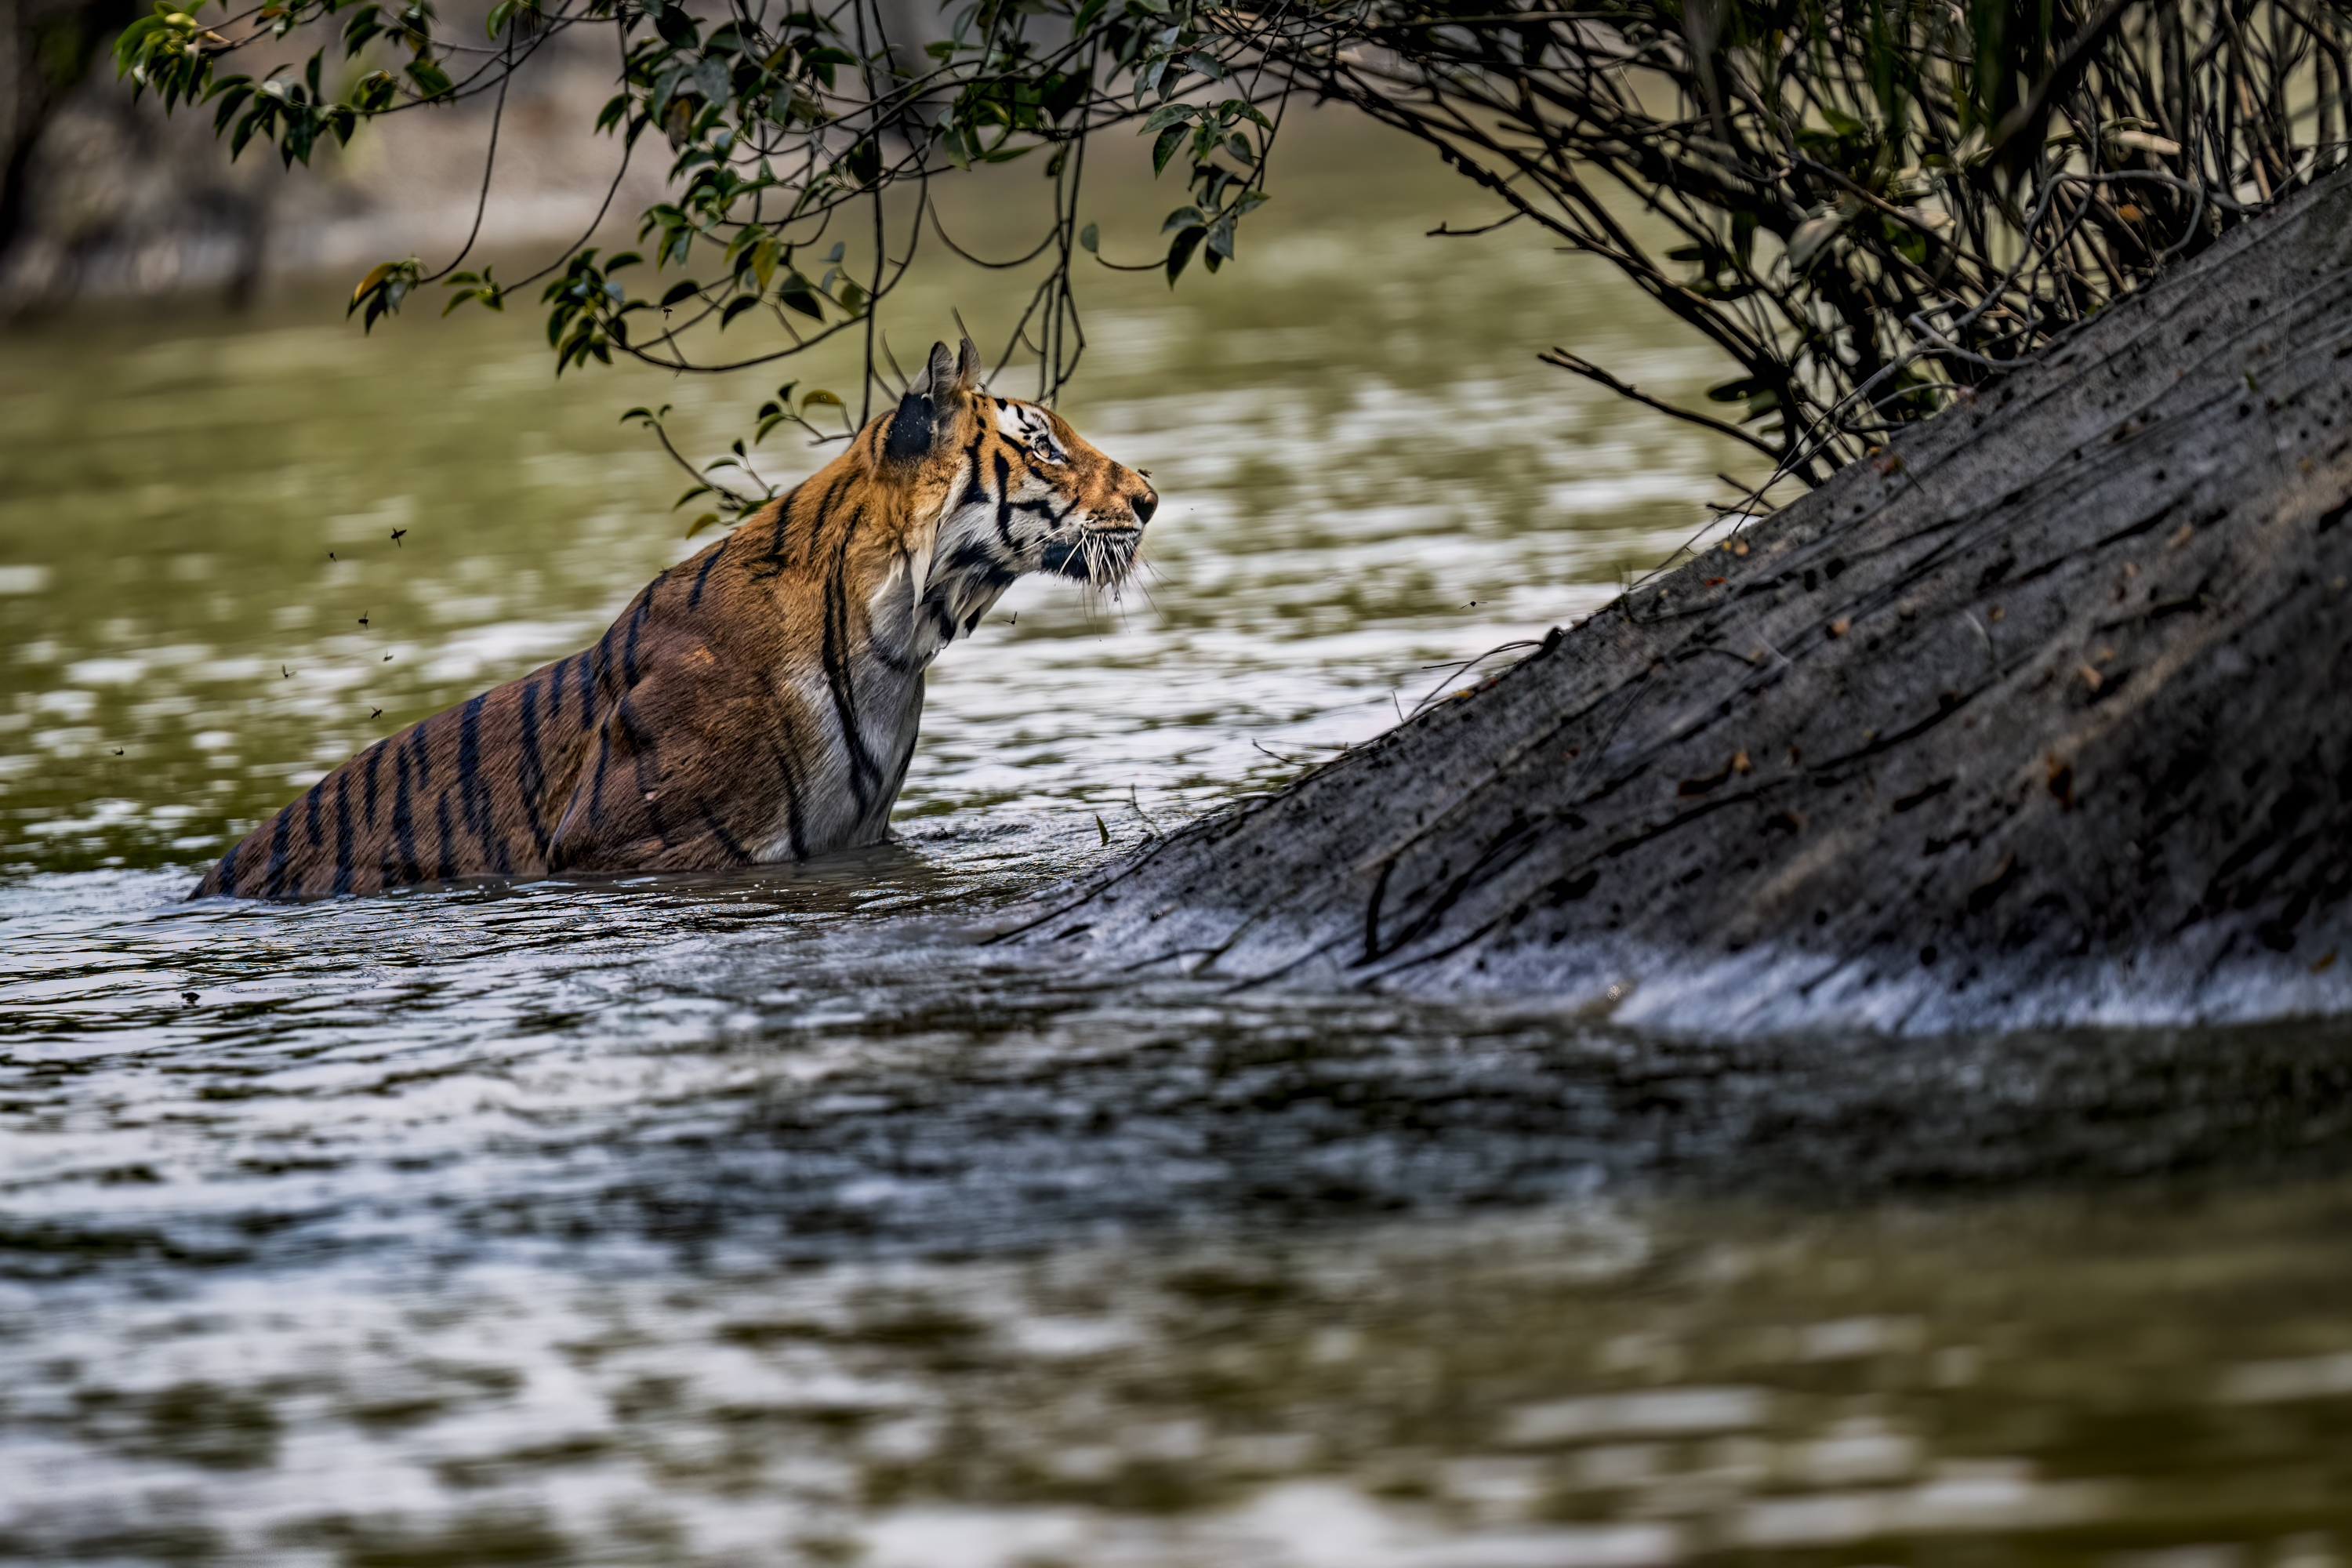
left=9, top=128, right=2352, bottom=1564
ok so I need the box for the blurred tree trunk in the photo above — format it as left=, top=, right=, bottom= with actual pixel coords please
left=1004, top=169, right=2352, bottom=1035
left=0, top=0, right=134, bottom=264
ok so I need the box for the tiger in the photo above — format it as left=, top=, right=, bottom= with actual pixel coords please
left=191, top=339, right=1159, bottom=900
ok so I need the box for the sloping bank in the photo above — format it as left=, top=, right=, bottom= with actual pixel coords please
left=997, top=170, right=2352, bottom=1035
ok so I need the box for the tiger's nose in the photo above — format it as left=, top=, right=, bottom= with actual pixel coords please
left=1131, top=485, right=1158, bottom=525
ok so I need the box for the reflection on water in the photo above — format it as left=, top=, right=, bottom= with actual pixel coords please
left=10, top=865, right=2352, bottom=1563
left=13, top=866, right=2352, bottom=1566
left=9, top=128, right=2352, bottom=1563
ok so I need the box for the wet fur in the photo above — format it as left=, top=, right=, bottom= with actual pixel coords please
left=192, top=341, right=1157, bottom=900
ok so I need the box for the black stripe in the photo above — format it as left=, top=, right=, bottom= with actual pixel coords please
left=819, top=517, right=882, bottom=813
left=407, top=714, right=434, bottom=789
left=332, top=771, right=354, bottom=896
left=620, top=590, right=654, bottom=688
left=755, top=481, right=815, bottom=575
left=434, top=793, right=459, bottom=884
left=517, top=671, right=550, bottom=858
left=769, top=730, right=811, bottom=862
left=592, top=617, right=622, bottom=696
left=927, top=595, right=960, bottom=644
left=574, top=649, right=597, bottom=728
left=993, top=450, right=1015, bottom=546
left=303, top=779, right=325, bottom=856
left=688, top=535, right=728, bottom=608
left=362, top=741, right=384, bottom=827
left=260, top=804, right=295, bottom=899
left=212, top=844, right=239, bottom=899
left=700, top=804, right=753, bottom=865
left=456, top=694, right=485, bottom=802
left=958, top=434, right=989, bottom=506
left=540, top=654, right=566, bottom=727
left=391, top=745, right=420, bottom=885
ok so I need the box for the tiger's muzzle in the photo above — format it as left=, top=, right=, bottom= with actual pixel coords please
left=1044, top=523, right=1143, bottom=585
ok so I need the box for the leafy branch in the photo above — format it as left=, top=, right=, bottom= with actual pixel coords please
left=118, top=0, right=2352, bottom=517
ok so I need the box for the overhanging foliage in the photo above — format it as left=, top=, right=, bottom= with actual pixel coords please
left=115, top=0, right=2352, bottom=521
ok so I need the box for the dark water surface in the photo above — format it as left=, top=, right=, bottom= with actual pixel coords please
left=9, top=135, right=2352, bottom=1564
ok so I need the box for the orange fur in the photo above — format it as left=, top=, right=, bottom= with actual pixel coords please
left=192, top=339, right=1156, bottom=899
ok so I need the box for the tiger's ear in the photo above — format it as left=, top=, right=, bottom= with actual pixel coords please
left=953, top=336, right=981, bottom=392
left=884, top=339, right=961, bottom=467
left=917, top=338, right=958, bottom=397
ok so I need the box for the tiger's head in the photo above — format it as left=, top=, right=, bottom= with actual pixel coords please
left=876, top=339, right=1159, bottom=600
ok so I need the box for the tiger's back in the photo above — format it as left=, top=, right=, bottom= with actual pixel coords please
left=197, top=572, right=678, bottom=898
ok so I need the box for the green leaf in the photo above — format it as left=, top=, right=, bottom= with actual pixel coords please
left=113, top=16, right=162, bottom=77
left=720, top=295, right=760, bottom=327
left=1152, top=123, right=1186, bottom=175
left=1164, top=223, right=1206, bottom=285
left=342, top=5, right=383, bottom=53
left=684, top=511, right=725, bottom=539
left=800, top=389, right=844, bottom=409
left=1160, top=205, right=1203, bottom=233
left=1078, top=221, right=1098, bottom=253
left=211, top=83, right=253, bottom=132
left=405, top=57, right=452, bottom=98
left=1140, top=101, right=1196, bottom=135
left=777, top=270, right=823, bottom=319
left=230, top=105, right=266, bottom=160
left=352, top=70, right=397, bottom=111
left=659, top=278, right=702, bottom=308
